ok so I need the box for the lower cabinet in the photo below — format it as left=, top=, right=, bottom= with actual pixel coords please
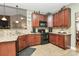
left=58, top=35, right=64, bottom=48
left=0, top=41, right=16, bottom=56
left=17, top=35, right=28, bottom=52
left=49, top=34, right=71, bottom=49
left=27, top=34, right=41, bottom=46
left=17, top=34, right=41, bottom=52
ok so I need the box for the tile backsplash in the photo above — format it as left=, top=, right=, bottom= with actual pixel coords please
left=52, top=28, right=71, bottom=34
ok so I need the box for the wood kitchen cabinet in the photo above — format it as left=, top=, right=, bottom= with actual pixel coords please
left=0, top=41, right=16, bottom=56
left=58, top=35, right=64, bottom=48
left=27, top=34, right=41, bottom=46
left=53, top=8, right=71, bottom=28
left=35, top=35, right=41, bottom=44
left=53, top=12, right=61, bottom=27
left=17, top=35, right=28, bottom=52
left=27, top=35, right=35, bottom=46
left=49, top=33, right=71, bottom=49
left=39, top=14, right=47, bottom=21
left=49, top=34, right=57, bottom=44
left=32, top=13, right=47, bottom=28
left=32, top=13, right=39, bottom=28
left=53, top=14, right=57, bottom=27
left=17, top=34, right=41, bottom=52
left=53, top=13, right=60, bottom=27
left=59, top=11, right=64, bottom=27
left=64, top=8, right=71, bottom=27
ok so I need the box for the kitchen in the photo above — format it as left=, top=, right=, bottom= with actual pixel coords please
left=0, top=3, right=78, bottom=56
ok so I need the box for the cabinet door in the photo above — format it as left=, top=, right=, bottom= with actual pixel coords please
left=53, top=13, right=60, bottom=27
left=27, top=35, right=34, bottom=46
left=22, top=36, right=28, bottom=49
left=32, top=13, right=36, bottom=27
left=55, top=35, right=59, bottom=45
left=32, top=13, right=39, bottom=28
left=59, top=11, right=64, bottom=27
left=58, top=35, right=64, bottom=48
left=35, top=35, right=41, bottom=44
left=64, top=8, right=71, bottom=27
left=51, top=34, right=56, bottom=44
left=39, top=15, right=46, bottom=21
left=18, top=35, right=28, bottom=51
left=56, top=13, right=60, bottom=27
left=49, top=34, right=57, bottom=44
left=53, top=14, right=57, bottom=27
left=18, top=36, right=23, bottom=51
left=35, top=15, right=39, bottom=27
left=49, top=34, right=53, bottom=43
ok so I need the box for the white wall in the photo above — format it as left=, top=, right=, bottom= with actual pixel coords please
left=66, top=3, right=79, bottom=49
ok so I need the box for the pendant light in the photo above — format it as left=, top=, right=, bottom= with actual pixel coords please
left=15, top=5, right=19, bottom=24
left=1, top=3, right=7, bottom=21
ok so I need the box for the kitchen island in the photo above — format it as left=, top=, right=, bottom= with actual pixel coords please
left=0, top=35, right=18, bottom=56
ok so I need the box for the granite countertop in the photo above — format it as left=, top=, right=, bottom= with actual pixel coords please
left=28, top=33, right=41, bottom=34
left=0, top=33, right=41, bottom=43
left=0, top=32, right=71, bottom=43
left=49, top=32, right=71, bottom=35
left=0, top=35, right=18, bottom=43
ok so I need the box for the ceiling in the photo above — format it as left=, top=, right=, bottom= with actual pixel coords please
left=1, top=3, right=70, bottom=14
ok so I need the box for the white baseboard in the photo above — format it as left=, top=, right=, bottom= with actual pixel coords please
left=70, top=46, right=76, bottom=50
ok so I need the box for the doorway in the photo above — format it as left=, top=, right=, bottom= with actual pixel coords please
left=75, top=12, right=79, bottom=50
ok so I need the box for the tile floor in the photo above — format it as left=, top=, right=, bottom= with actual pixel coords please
left=31, top=43, right=79, bottom=56
left=19, top=43, right=79, bottom=56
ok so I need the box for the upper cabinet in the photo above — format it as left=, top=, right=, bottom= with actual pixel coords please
left=53, top=13, right=59, bottom=27
left=53, top=8, right=71, bottom=28
left=64, top=8, right=71, bottom=27
left=32, top=13, right=47, bottom=28
left=32, top=13, right=39, bottom=28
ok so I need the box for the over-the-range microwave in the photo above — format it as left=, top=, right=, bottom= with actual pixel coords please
left=39, top=21, right=47, bottom=27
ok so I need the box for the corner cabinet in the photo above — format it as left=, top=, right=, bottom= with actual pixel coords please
left=27, top=34, right=41, bottom=46
left=17, top=34, right=41, bottom=52
left=49, top=33, right=71, bottom=49
left=17, top=35, right=28, bottom=52
left=53, top=8, right=71, bottom=28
